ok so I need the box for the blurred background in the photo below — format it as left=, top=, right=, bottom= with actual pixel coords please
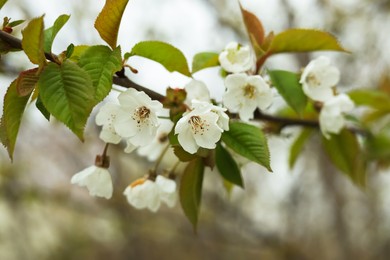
left=1, top=0, right=390, bottom=259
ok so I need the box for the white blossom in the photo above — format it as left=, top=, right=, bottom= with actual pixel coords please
left=191, top=100, right=229, bottom=131
left=123, top=178, right=161, bottom=212
left=95, top=103, right=122, bottom=144
left=175, top=103, right=224, bottom=154
left=114, top=88, right=163, bottom=149
left=71, top=165, right=113, bottom=199
left=223, top=73, right=273, bottom=121
left=319, top=93, right=355, bottom=138
left=300, top=56, right=340, bottom=102
left=123, top=176, right=177, bottom=212
left=137, top=119, right=174, bottom=161
left=155, top=175, right=177, bottom=208
left=219, top=42, right=253, bottom=73
left=184, top=79, right=210, bottom=106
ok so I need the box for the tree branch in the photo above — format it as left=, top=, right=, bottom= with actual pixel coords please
left=0, top=30, right=324, bottom=130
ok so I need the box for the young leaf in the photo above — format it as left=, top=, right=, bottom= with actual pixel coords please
left=192, top=52, right=219, bottom=74
left=94, top=0, right=129, bottom=49
left=65, top=44, right=74, bottom=58
left=180, top=158, right=205, bottom=231
left=322, top=130, right=366, bottom=186
left=67, top=45, right=89, bottom=62
left=44, top=14, right=70, bottom=53
left=269, top=29, right=348, bottom=54
left=215, top=143, right=243, bottom=188
left=16, top=68, right=39, bottom=97
left=222, top=122, right=272, bottom=172
left=240, top=5, right=264, bottom=48
left=126, top=41, right=191, bottom=76
left=289, top=128, right=313, bottom=169
left=38, top=60, right=94, bottom=140
left=21, top=15, right=46, bottom=68
left=0, top=79, right=32, bottom=160
left=8, top=19, right=25, bottom=27
left=78, top=45, right=122, bottom=102
left=268, top=70, right=307, bottom=115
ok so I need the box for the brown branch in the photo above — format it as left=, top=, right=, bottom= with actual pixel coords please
left=254, top=109, right=319, bottom=128
left=0, top=31, right=365, bottom=133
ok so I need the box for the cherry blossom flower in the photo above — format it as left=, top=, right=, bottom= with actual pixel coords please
left=155, top=175, right=177, bottom=208
left=184, top=79, right=211, bottom=106
left=71, top=165, right=113, bottom=199
left=219, top=42, right=253, bottom=73
left=123, top=175, right=177, bottom=212
left=95, top=103, right=122, bottom=144
left=223, top=73, right=273, bottom=121
left=319, top=93, right=355, bottom=138
left=123, top=178, right=161, bottom=212
left=114, top=88, right=163, bottom=148
left=191, top=100, right=229, bottom=131
left=300, top=56, right=340, bottom=102
left=137, top=119, right=174, bottom=161
left=175, top=103, right=224, bottom=154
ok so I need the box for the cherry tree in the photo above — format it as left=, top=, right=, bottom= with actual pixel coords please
left=1, top=0, right=390, bottom=231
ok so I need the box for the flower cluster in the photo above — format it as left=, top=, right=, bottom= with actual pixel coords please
left=300, top=56, right=355, bottom=137
left=219, top=42, right=273, bottom=122
left=71, top=44, right=355, bottom=213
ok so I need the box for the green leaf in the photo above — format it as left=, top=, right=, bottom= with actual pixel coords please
left=268, top=29, right=348, bottom=54
left=0, top=0, right=7, bottom=9
left=268, top=70, right=307, bottom=115
left=21, top=16, right=46, bottom=68
left=16, top=68, right=39, bottom=97
left=65, top=44, right=74, bottom=58
left=192, top=52, right=219, bottom=74
left=215, top=143, right=243, bottom=188
left=322, top=130, right=366, bottom=186
left=8, top=19, right=25, bottom=27
left=0, top=79, right=32, bottom=160
left=222, top=122, right=272, bottom=171
left=289, top=128, right=313, bottom=169
left=348, top=89, right=390, bottom=110
left=38, top=60, right=94, bottom=140
left=44, top=14, right=70, bottom=53
left=173, top=146, right=198, bottom=162
left=36, top=95, right=50, bottom=121
left=168, top=128, right=180, bottom=146
left=67, top=45, right=89, bottom=62
left=78, top=45, right=122, bottom=102
left=94, top=0, right=129, bottom=49
left=127, top=41, right=191, bottom=76
left=180, top=158, right=205, bottom=231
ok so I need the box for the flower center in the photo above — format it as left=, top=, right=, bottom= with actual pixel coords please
left=306, top=73, right=320, bottom=87
left=243, top=84, right=256, bottom=99
left=227, top=50, right=238, bottom=63
left=133, top=106, right=151, bottom=124
left=188, top=116, right=208, bottom=135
